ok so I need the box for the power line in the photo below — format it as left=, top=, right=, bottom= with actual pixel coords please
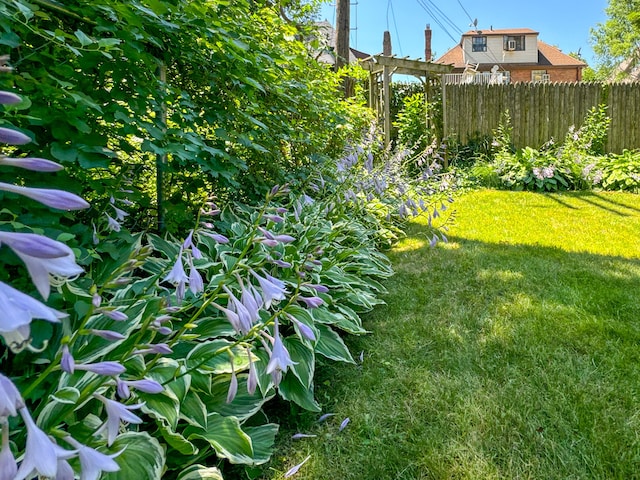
left=387, top=0, right=403, bottom=55
left=456, top=0, right=475, bottom=27
left=414, top=0, right=461, bottom=45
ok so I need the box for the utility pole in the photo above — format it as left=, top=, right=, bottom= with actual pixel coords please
left=335, top=0, right=354, bottom=97
left=335, top=0, right=350, bottom=72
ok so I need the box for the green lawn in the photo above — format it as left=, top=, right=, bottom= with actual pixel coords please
left=263, top=190, right=640, bottom=480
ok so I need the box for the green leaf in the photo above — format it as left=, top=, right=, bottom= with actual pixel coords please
left=179, top=390, right=208, bottom=429
left=159, top=424, right=199, bottom=456
left=284, top=337, right=314, bottom=389
left=139, top=391, right=180, bottom=429
left=74, top=29, right=92, bottom=46
left=105, top=432, right=165, bottom=480
left=278, top=372, right=321, bottom=412
left=314, top=324, right=355, bottom=364
left=49, top=386, right=80, bottom=405
left=243, top=424, right=279, bottom=465
left=185, top=413, right=254, bottom=464
left=177, top=465, right=224, bottom=480
left=205, top=375, right=273, bottom=421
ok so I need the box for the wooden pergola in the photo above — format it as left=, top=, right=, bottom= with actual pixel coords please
left=360, top=51, right=453, bottom=147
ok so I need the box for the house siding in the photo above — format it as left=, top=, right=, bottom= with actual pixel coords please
left=462, top=34, right=538, bottom=65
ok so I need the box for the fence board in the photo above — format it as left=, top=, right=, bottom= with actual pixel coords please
left=442, top=82, right=640, bottom=152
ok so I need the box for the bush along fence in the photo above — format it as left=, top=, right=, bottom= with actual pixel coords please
left=442, top=82, right=640, bottom=153
left=0, top=48, right=455, bottom=479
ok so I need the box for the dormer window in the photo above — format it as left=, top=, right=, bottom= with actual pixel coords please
left=472, top=36, right=487, bottom=52
left=504, top=35, right=525, bottom=51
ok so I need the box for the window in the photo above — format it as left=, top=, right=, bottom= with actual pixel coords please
left=503, top=35, right=525, bottom=51
left=472, top=36, right=487, bottom=52
left=532, top=70, right=549, bottom=82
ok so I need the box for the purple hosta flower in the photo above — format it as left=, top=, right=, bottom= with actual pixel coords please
left=246, top=348, right=258, bottom=395
left=339, top=417, right=350, bottom=431
left=92, top=293, right=102, bottom=308
left=116, top=377, right=163, bottom=399
left=271, top=258, right=292, bottom=268
left=0, top=182, right=89, bottom=210
left=0, top=90, right=21, bottom=104
left=200, top=230, right=229, bottom=244
left=0, top=127, right=30, bottom=145
left=284, top=455, right=311, bottom=478
left=163, top=249, right=189, bottom=301
left=250, top=270, right=286, bottom=309
left=297, top=295, right=323, bottom=309
left=288, top=314, right=316, bottom=341
left=105, top=213, right=121, bottom=232
left=0, top=231, right=84, bottom=300
left=101, top=309, right=128, bottom=322
left=75, top=361, right=126, bottom=376
left=532, top=167, right=544, bottom=180
left=0, top=280, right=66, bottom=341
left=187, top=257, right=204, bottom=295
left=223, top=286, right=253, bottom=333
left=61, top=345, right=75, bottom=374
left=264, top=214, right=284, bottom=223
left=111, top=204, right=128, bottom=222
left=273, top=234, right=295, bottom=244
left=15, top=408, right=76, bottom=480
left=291, top=433, right=317, bottom=440
left=134, top=343, right=173, bottom=355
left=317, top=413, right=335, bottom=423
left=429, top=235, right=438, bottom=248
left=542, top=166, right=555, bottom=178
left=0, top=156, right=63, bottom=172
left=305, top=283, right=329, bottom=294
left=0, top=374, right=24, bottom=418
left=226, top=365, right=238, bottom=404
left=56, top=458, right=75, bottom=480
left=0, top=422, right=17, bottom=480
left=212, top=302, right=243, bottom=333
left=63, top=436, right=121, bottom=480
left=94, top=394, right=143, bottom=446
left=89, top=329, right=126, bottom=341
left=239, top=280, right=261, bottom=324
left=266, top=318, right=296, bottom=385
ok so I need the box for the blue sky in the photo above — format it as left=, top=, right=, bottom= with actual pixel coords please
left=318, top=0, right=609, bottom=66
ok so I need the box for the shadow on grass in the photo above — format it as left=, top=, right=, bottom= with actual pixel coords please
left=546, top=191, right=640, bottom=216
left=300, top=228, right=640, bottom=480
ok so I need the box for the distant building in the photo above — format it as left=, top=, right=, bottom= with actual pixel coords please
left=313, top=21, right=370, bottom=65
left=434, top=28, right=586, bottom=84
left=607, top=49, right=640, bottom=82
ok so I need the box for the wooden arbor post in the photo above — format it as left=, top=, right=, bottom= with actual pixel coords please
left=383, top=31, right=392, bottom=147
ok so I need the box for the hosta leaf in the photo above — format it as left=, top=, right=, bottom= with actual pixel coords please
left=185, top=413, right=254, bottom=464
left=105, top=432, right=165, bottom=480
left=283, top=337, right=314, bottom=389
left=314, top=324, right=355, bottom=364
left=159, top=424, right=199, bottom=456
left=278, top=372, right=321, bottom=412
left=205, top=375, right=273, bottom=421
left=177, top=465, right=224, bottom=480
left=243, top=424, right=279, bottom=465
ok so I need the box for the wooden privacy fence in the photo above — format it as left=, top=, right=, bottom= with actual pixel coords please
left=442, top=82, right=640, bottom=153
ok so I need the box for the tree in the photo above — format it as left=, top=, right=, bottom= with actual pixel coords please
left=590, top=0, right=640, bottom=79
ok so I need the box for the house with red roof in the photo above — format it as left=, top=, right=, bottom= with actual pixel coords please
left=434, top=28, right=586, bottom=84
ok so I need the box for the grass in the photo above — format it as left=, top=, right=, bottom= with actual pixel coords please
left=261, top=190, right=640, bottom=480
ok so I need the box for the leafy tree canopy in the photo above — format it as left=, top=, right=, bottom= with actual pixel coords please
left=590, top=0, right=640, bottom=79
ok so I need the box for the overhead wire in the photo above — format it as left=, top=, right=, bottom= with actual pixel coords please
left=414, top=0, right=461, bottom=45
left=387, top=0, right=403, bottom=55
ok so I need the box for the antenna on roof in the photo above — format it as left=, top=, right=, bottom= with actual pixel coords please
left=470, top=18, right=478, bottom=28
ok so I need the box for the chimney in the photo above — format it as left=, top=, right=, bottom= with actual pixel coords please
left=425, top=24, right=432, bottom=61
left=383, top=31, right=392, bottom=56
